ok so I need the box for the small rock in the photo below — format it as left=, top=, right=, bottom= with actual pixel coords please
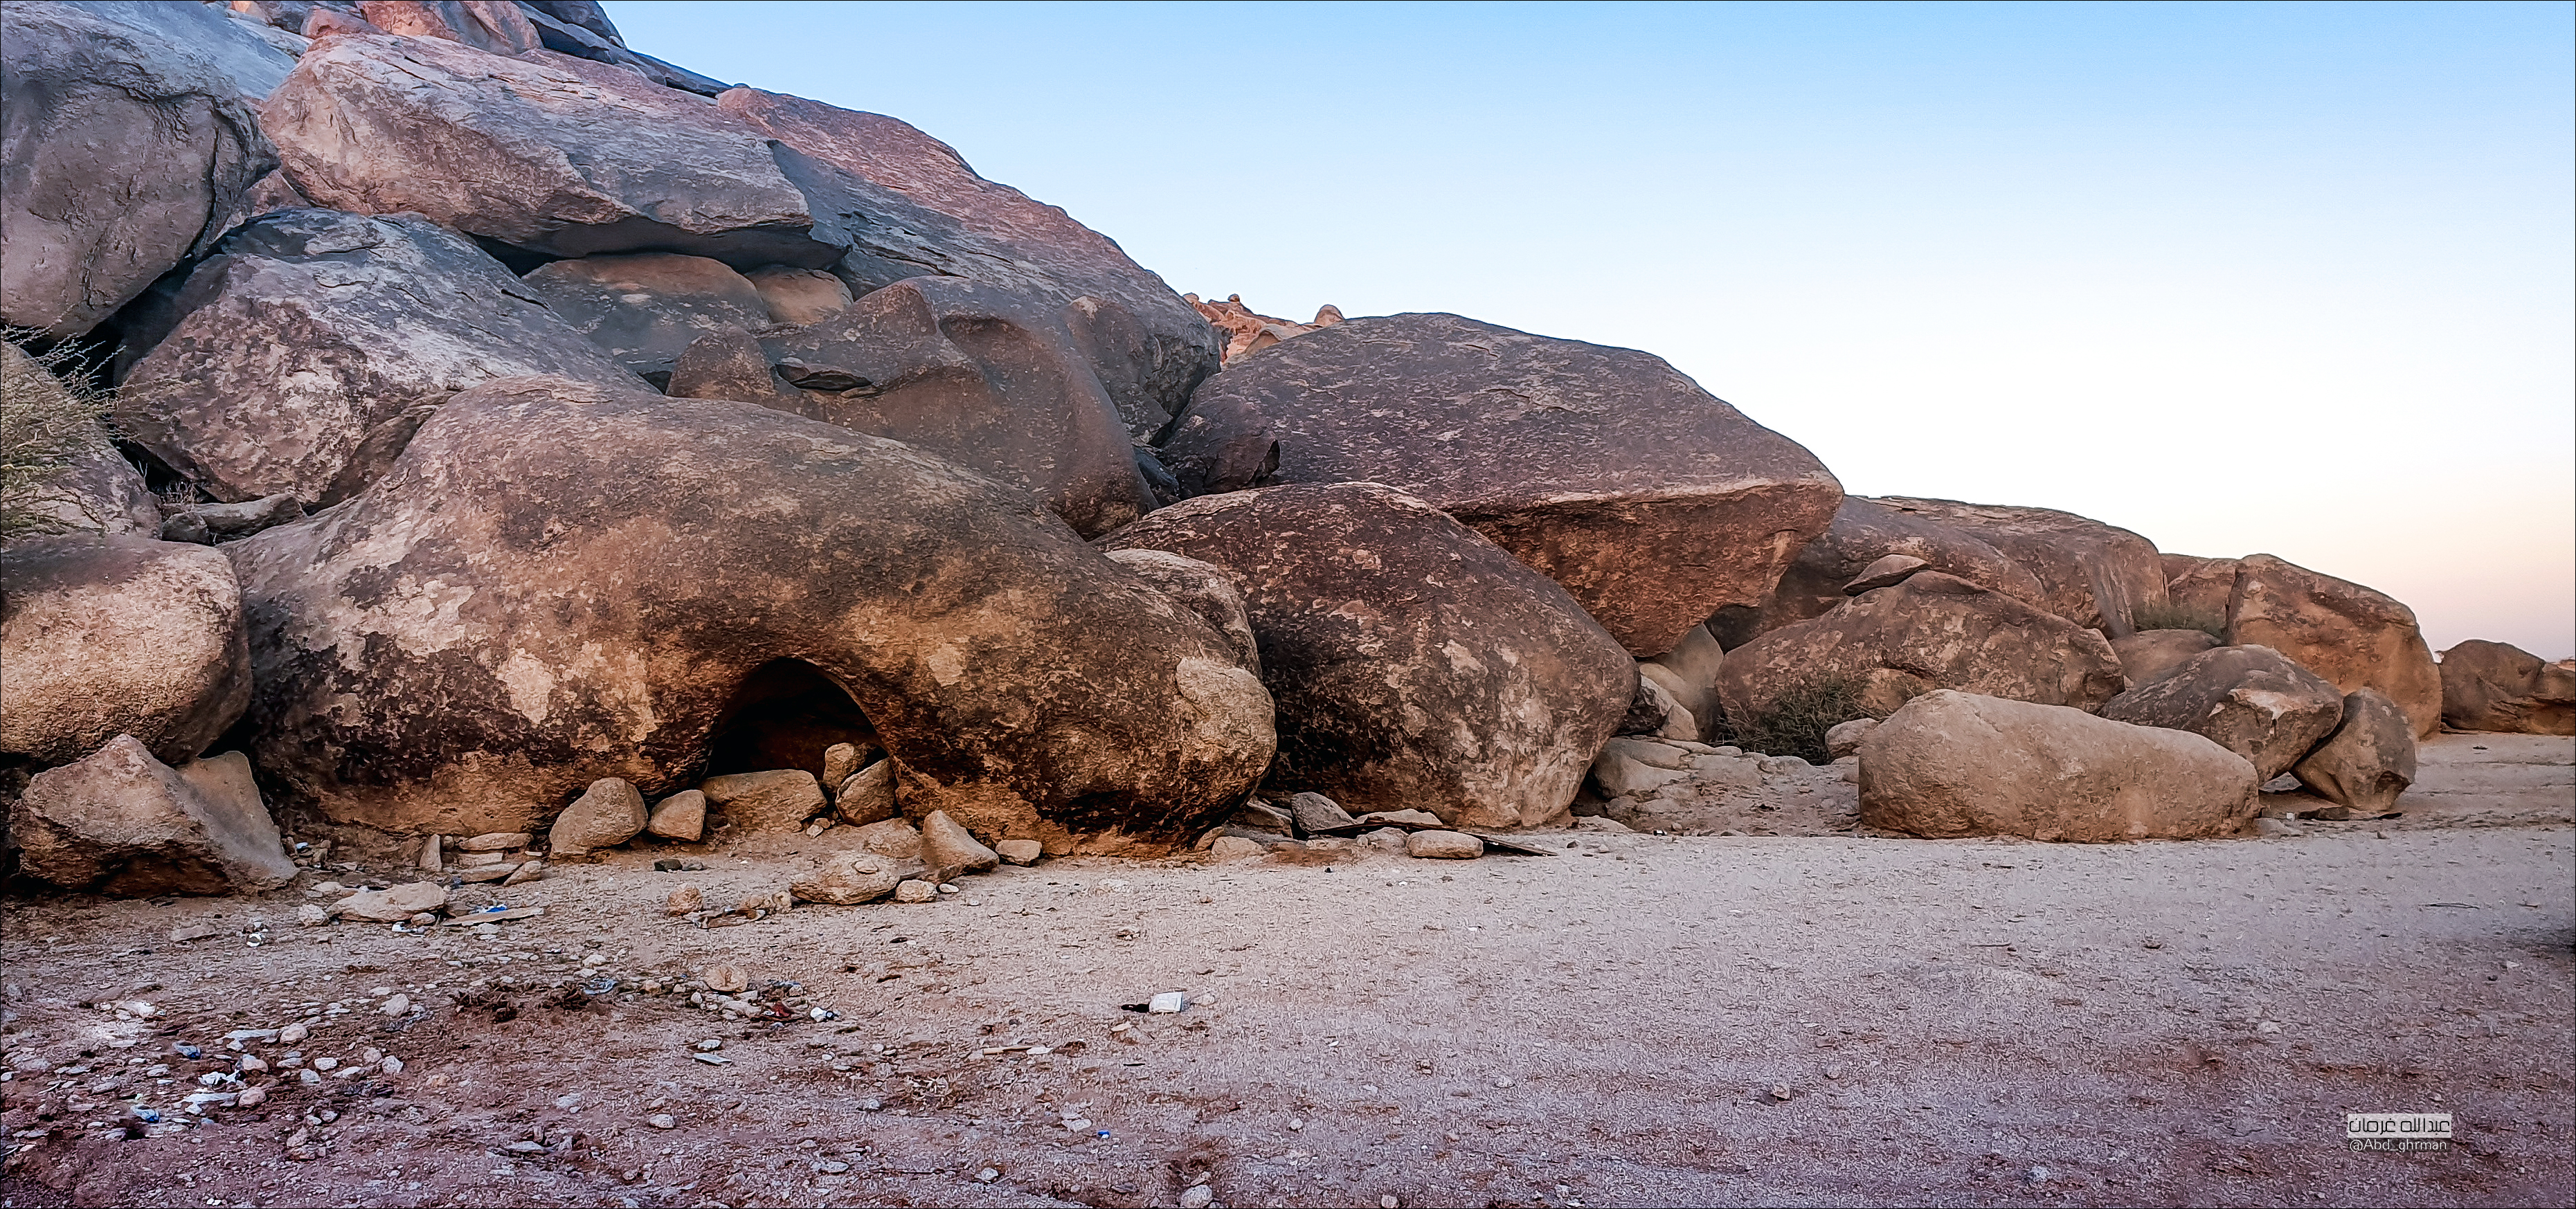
left=549, top=777, right=648, bottom=853
left=666, top=885, right=704, bottom=916
left=279, top=1023, right=309, bottom=1044
left=333, top=882, right=447, bottom=922
left=1147, top=992, right=1187, bottom=1014
left=700, top=769, right=826, bottom=833
left=501, top=860, right=544, bottom=886
left=1179, top=1186, right=1214, bottom=1209
left=692, top=1052, right=728, bottom=1066
left=1288, top=791, right=1359, bottom=834
left=1768, top=1082, right=1792, bottom=1102
left=237, top=1085, right=267, bottom=1107
left=1360, top=827, right=1409, bottom=851
left=1823, top=718, right=1879, bottom=761
left=381, top=1056, right=404, bottom=1074
left=457, top=832, right=531, bottom=852
left=820, top=742, right=867, bottom=790
left=892, top=879, right=937, bottom=904
left=646, top=1113, right=676, bottom=1129
left=789, top=858, right=910, bottom=905
left=380, top=994, right=411, bottom=1017
left=918, top=810, right=1000, bottom=880
left=646, top=791, right=705, bottom=842
left=832, top=761, right=897, bottom=826
left=702, top=965, right=749, bottom=994
left=406, top=912, right=438, bottom=927
left=1405, top=830, right=1484, bottom=860
left=415, top=834, right=443, bottom=873
left=296, top=903, right=330, bottom=927
left=1355, top=808, right=1445, bottom=830
left=735, top=889, right=792, bottom=917
left=977, top=1167, right=1001, bottom=1183
left=694, top=1039, right=723, bottom=1052
left=314, top=1057, right=339, bottom=1071
left=1209, top=836, right=1266, bottom=862
left=995, top=838, right=1043, bottom=866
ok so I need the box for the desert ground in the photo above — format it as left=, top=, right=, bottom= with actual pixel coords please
left=3, top=734, right=2568, bottom=1209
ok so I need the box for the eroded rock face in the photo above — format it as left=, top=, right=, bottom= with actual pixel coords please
left=2098, top=645, right=2345, bottom=781
left=741, top=277, right=1153, bottom=538
left=2439, top=639, right=2576, bottom=736
left=2224, top=554, right=2442, bottom=739
left=1637, top=624, right=1724, bottom=744
left=118, top=210, right=638, bottom=504
left=521, top=253, right=773, bottom=384
left=1715, top=572, right=2126, bottom=726
left=1, top=1, right=276, bottom=338
left=60, top=0, right=302, bottom=102
left=1873, top=497, right=2169, bottom=636
left=0, top=344, right=158, bottom=537
left=2160, top=554, right=2238, bottom=624
left=1857, top=690, right=2259, bottom=842
left=10, top=736, right=295, bottom=895
left=2294, top=689, right=2417, bottom=817
left=1100, top=482, right=1634, bottom=828
left=1160, top=313, right=1842, bottom=655
left=2109, top=629, right=2221, bottom=689
left=226, top=374, right=1273, bottom=848
left=1105, top=549, right=1262, bottom=676
left=1, top=535, right=249, bottom=767
left=1729, top=496, right=2048, bottom=642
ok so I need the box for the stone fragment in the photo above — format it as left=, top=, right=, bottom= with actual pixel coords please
left=547, top=777, right=647, bottom=853
left=848, top=817, right=925, bottom=863
left=521, top=253, right=772, bottom=385
left=665, top=885, right=703, bottom=916
left=1405, top=830, right=1484, bottom=860
left=2224, top=554, right=2442, bottom=738
left=1718, top=572, right=2127, bottom=723
left=501, top=859, right=543, bottom=886
left=456, top=832, right=530, bottom=852
left=1871, top=497, right=2170, bottom=636
left=702, top=770, right=825, bottom=834
left=2159, top=554, right=2239, bottom=623
left=2111, top=629, right=2222, bottom=689
left=1146, top=992, right=1186, bottom=1013
left=1209, top=836, right=1265, bottom=862
left=1718, top=497, right=2050, bottom=646
left=333, top=882, right=447, bottom=922
left=701, top=965, right=748, bottom=994
left=9, top=737, right=293, bottom=895
left=1857, top=690, right=2259, bottom=841
left=119, top=209, right=638, bottom=504
left=1286, top=792, right=1358, bottom=835
left=646, top=791, right=706, bottom=842
left=995, top=838, right=1043, bottom=866
left=2098, top=646, right=2346, bottom=781
left=821, top=743, right=865, bottom=791
left=1160, top=313, right=1841, bottom=654
left=1105, top=549, right=1263, bottom=675
left=0, top=1, right=275, bottom=338
left=1823, top=719, right=1877, bottom=761
left=1843, top=554, right=1929, bottom=594
left=831, top=762, right=897, bottom=826
left=227, top=376, right=1270, bottom=842
left=1102, top=482, right=1632, bottom=828
left=415, top=834, right=442, bottom=873
left=666, top=328, right=812, bottom=415
left=2438, top=639, right=2576, bottom=736
left=919, top=810, right=1000, bottom=880
left=2293, top=689, right=2417, bottom=818
left=1, top=535, right=250, bottom=766
left=892, top=879, right=937, bottom=904
left=159, top=495, right=305, bottom=545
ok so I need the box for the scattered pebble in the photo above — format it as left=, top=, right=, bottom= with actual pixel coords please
left=647, top=1113, right=676, bottom=1130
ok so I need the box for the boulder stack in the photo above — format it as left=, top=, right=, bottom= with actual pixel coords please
left=2224, top=554, right=2442, bottom=738
left=2438, top=640, right=2576, bottom=736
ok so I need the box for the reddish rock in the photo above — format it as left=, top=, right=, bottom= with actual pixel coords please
left=2294, top=689, right=2417, bottom=817
left=2438, top=639, right=2576, bottom=736
left=1100, top=482, right=1634, bottom=828
left=2160, top=553, right=2239, bottom=623
left=2109, top=628, right=2221, bottom=689
left=1, top=535, right=249, bottom=767
left=1871, top=498, right=2169, bottom=636
left=1160, top=312, right=1842, bottom=655
left=2224, top=554, right=2442, bottom=739
left=1187, top=293, right=1344, bottom=364
left=1724, top=496, right=2049, bottom=644
left=521, top=253, right=773, bottom=384
left=10, top=735, right=296, bottom=895
left=355, top=1, right=539, bottom=53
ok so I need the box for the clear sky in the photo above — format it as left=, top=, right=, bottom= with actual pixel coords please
left=615, top=1, right=2574, bottom=658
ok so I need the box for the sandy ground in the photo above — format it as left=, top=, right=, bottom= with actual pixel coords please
left=1, top=735, right=2569, bottom=1208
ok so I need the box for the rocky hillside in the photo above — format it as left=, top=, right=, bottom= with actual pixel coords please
left=3, top=0, right=2570, bottom=900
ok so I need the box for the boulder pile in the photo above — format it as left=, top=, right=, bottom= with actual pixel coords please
left=0, top=1, right=2530, bottom=898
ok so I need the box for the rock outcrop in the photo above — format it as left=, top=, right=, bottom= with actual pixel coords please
left=1724, top=496, right=2048, bottom=642
left=1857, top=690, right=2260, bottom=842
left=2438, top=639, right=2576, bottom=735
left=1160, top=312, right=1842, bottom=655
left=520, top=253, right=774, bottom=384
left=1100, top=482, right=1634, bottom=828
left=1, top=535, right=250, bottom=767
left=10, top=735, right=296, bottom=895
left=2097, top=645, right=2345, bottom=781
left=1187, top=293, right=1344, bottom=364
left=1715, top=572, right=2127, bottom=725
left=2109, top=628, right=2221, bottom=689
left=1872, top=498, right=2168, bottom=636
left=2293, top=688, right=2417, bottom=817
left=2224, top=554, right=2442, bottom=738
left=0, top=1, right=275, bottom=338
left=226, top=374, right=1273, bottom=847
left=118, top=209, right=639, bottom=504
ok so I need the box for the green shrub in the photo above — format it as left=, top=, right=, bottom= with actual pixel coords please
left=2131, top=601, right=2226, bottom=642
left=1725, top=674, right=1880, bottom=765
left=0, top=334, right=113, bottom=542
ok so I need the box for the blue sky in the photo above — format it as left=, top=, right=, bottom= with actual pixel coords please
left=616, top=1, right=2574, bottom=656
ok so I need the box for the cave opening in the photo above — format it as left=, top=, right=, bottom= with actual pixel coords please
left=703, top=659, right=881, bottom=783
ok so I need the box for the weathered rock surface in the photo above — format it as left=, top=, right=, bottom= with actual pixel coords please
left=834, top=761, right=898, bottom=826
left=666, top=327, right=813, bottom=415
left=357, top=1, right=541, bottom=55
left=2110, top=628, right=2221, bottom=689
left=1187, top=293, right=1344, bottom=364
left=119, top=209, right=638, bottom=504
left=1619, top=675, right=1697, bottom=741
left=847, top=817, right=924, bottom=863
left=1857, top=690, right=2259, bottom=841
left=62, top=0, right=302, bottom=102
left=1160, top=313, right=1842, bottom=655
left=546, top=776, right=645, bottom=853
left=789, top=855, right=911, bottom=905
left=1727, top=497, right=2050, bottom=643
left=1104, top=482, right=1633, bottom=828
left=160, top=494, right=305, bottom=545
left=748, top=277, right=1153, bottom=536
left=0, top=344, right=159, bottom=537
left=1716, top=572, right=2127, bottom=725
left=521, top=253, right=773, bottom=383
left=919, top=808, right=1000, bottom=880
left=2159, top=554, right=2239, bottom=624
left=701, top=770, right=825, bottom=834
left=712, top=87, right=1218, bottom=438
left=646, top=790, right=705, bottom=841
left=746, top=266, right=851, bottom=327
left=1637, top=624, right=1724, bottom=742
left=226, top=375, right=1272, bottom=844
left=1870, top=498, right=2169, bottom=636
left=2438, top=639, right=2576, bottom=736
left=1, top=1, right=276, bottom=338
left=10, top=735, right=294, bottom=895
left=1823, top=718, right=1877, bottom=761
left=1, top=535, right=250, bottom=766
left=1104, top=549, right=1262, bottom=675
left=2294, top=688, right=2417, bottom=817
left=1405, top=830, right=1484, bottom=860
left=332, top=880, right=446, bottom=922
left=1844, top=554, right=1929, bottom=594
left=2098, top=645, right=2345, bottom=781
left=2224, top=554, right=2442, bottom=738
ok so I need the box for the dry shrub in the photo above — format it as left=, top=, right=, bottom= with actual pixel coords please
left=0, top=334, right=111, bottom=542
left=2132, top=601, right=2227, bottom=641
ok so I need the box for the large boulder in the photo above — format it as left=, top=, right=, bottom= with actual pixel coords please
left=1724, top=496, right=2049, bottom=643
left=1099, top=482, right=1635, bottom=829
left=2224, top=554, right=2442, bottom=739
left=2097, top=645, right=2345, bottom=781
left=2438, top=639, right=2576, bottom=736
left=1715, top=572, right=2127, bottom=725
left=2159, top=554, right=2238, bottom=624
left=0, top=1, right=276, bottom=338
left=712, top=87, right=1219, bottom=438
left=224, top=374, right=1274, bottom=849
left=1159, top=313, right=1842, bottom=655
left=1, top=535, right=249, bottom=767
left=520, top=253, right=774, bottom=385
left=10, top=735, right=295, bottom=895
left=2109, top=628, right=2221, bottom=689
left=0, top=343, right=159, bottom=537
left=1871, top=498, right=2168, bottom=636
left=60, top=1, right=303, bottom=100
left=2293, top=689, right=2417, bottom=817
left=1104, top=549, right=1261, bottom=676
left=1857, top=690, right=2260, bottom=842
left=354, top=1, right=542, bottom=55
left=705, top=277, right=1154, bottom=537
left=117, top=209, right=640, bottom=504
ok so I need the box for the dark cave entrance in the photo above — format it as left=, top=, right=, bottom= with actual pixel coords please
left=703, top=659, right=881, bottom=783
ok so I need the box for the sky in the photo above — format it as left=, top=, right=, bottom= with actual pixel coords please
left=617, top=1, right=2575, bottom=658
